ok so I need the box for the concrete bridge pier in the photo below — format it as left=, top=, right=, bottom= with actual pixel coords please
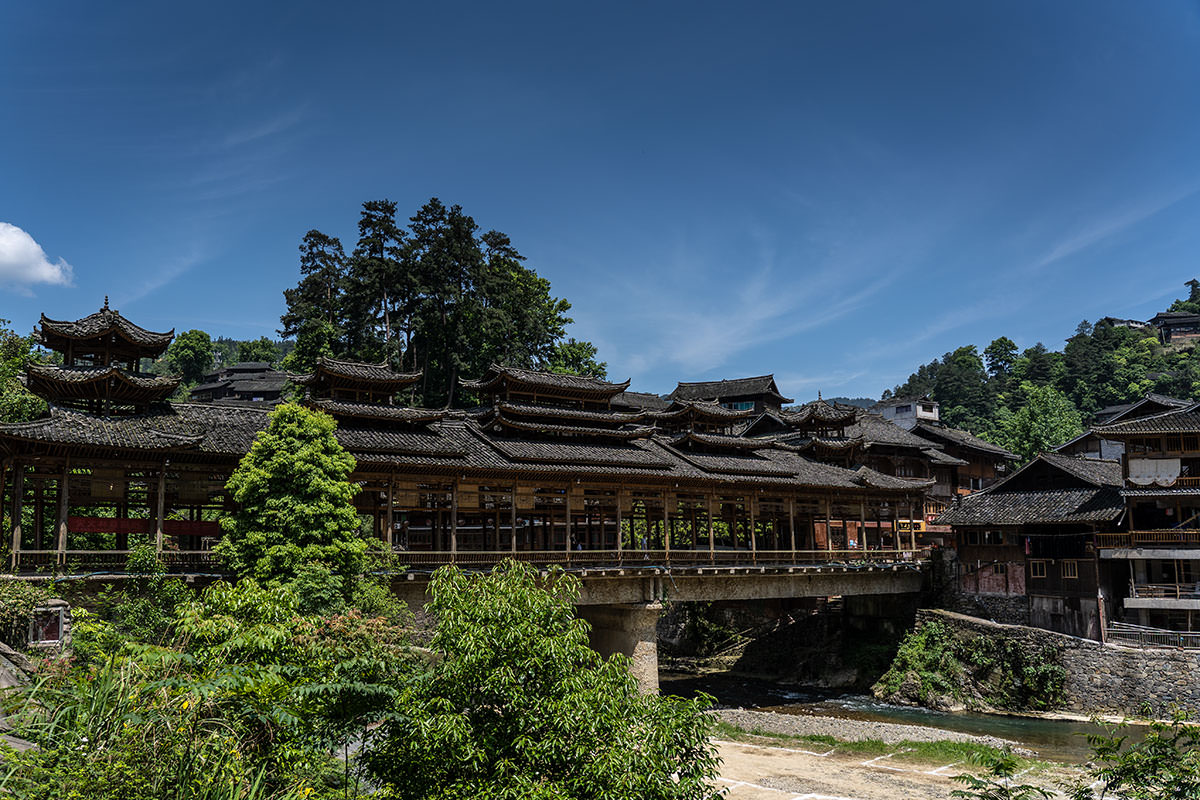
left=577, top=602, right=664, bottom=694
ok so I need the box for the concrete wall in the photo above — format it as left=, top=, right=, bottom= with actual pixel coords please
left=922, top=609, right=1200, bottom=717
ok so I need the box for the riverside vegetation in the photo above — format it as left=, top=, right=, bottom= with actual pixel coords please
left=872, top=619, right=1067, bottom=713
left=0, top=404, right=721, bottom=799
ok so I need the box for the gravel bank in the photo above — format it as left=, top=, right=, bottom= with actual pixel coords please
left=716, top=708, right=1027, bottom=752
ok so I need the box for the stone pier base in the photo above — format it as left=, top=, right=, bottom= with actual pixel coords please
left=577, top=602, right=664, bottom=694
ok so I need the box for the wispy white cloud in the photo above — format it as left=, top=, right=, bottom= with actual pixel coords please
left=0, top=223, right=73, bottom=294
left=113, top=245, right=207, bottom=307
left=220, top=107, right=308, bottom=149
left=774, top=368, right=868, bottom=400
left=1029, top=183, right=1200, bottom=271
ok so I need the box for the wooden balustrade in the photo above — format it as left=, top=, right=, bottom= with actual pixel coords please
left=1095, top=530, right=1200, bottom=549
left=14, top=547, right=930, bottom=575
left=1130, top=581, right=1200, bottom=599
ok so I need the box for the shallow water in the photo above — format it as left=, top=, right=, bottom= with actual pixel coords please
left=660, top=671, right=1146, bottom=763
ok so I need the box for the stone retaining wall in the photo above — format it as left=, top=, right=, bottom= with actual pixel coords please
left=920, top=609, right=1200, bottom=717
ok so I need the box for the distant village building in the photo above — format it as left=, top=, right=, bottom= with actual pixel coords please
left=1056, top=393, right=1190, bottom=461
left=1097, top=317, right=1150, bottom=331
left=1149, top=311, right=1200, bottom=345
left=668, top=375, right=792, bottom=414
left=938, top=453, right=1124, bottom=639
left=871, top=396, right=940, bottom=430
left=190, top=362, right=288, bottom=405
left=1089, top=403, right=1200, bottom=637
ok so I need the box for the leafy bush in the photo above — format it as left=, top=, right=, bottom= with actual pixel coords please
left=875, top=620, right=1066, bottom=711
left=0, top=580, right=51, bottom=646
left=361, top=560, right=722, bottom=799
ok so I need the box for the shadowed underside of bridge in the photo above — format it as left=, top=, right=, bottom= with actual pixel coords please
left=392, top=560, right=928, bottom=693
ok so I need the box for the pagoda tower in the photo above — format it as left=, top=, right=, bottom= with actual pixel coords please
left=27, top=298, right=180, bottom=415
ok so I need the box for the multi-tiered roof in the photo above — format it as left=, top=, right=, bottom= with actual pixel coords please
left=28, top=299, right=179, bottom=414
left=292, top=357, right=422, bottom=405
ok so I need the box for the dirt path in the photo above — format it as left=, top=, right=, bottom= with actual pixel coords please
left=715, top=737, right=1071, bottom=800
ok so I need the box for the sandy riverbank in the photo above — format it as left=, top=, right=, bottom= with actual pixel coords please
left=716, top=707, right=1027, bottom=751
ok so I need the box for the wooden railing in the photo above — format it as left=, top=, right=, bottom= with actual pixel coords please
left=1129, top=581, right=1200, bottom=599
left=1095, top=530, right=1200, bottom=549
left=15, top=547, right=929, bottom=574
left=14, top=550, right=220, bottom=573
left=1107, top=622, right=1200, bottom=650
left=388, top=548, right=926, bottom=570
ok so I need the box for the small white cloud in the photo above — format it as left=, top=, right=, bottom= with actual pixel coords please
left=0, top=223, right=74, bottom=292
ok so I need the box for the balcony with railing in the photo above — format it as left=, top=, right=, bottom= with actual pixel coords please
left=1095, top=530, right=1200, bottom=550
left=1125, top=580, right=1200, bottom=610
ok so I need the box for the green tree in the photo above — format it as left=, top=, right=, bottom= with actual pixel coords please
left=166, top=329, right=214, bottom=385
left=361, top=561, right=721, bottom=799
left=984, top=336, right=1018, bottom=387
left=215, top=403, right=365, bottom=600
left=281, top=230, right=347, bottom=346
left=996, top=382, right=1083, bottom=462
left=238, top=337, right=282, bottom=365
left=0, top=319, right=46, bottom=422
left=934, top=346, right=993, bottom=433
left=280, top=199, right=595, bottom=408
left=544, top=338, right=608, bottom=378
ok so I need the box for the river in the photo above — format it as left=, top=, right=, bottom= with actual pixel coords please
left=660, top=671, right=1146, bottom=763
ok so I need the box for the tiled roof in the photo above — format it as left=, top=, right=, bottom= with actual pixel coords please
left=669, top=375, right=793, bottom=405
left=38, top=302, right=174, bottom=351
left=462, top=365, right=630, bottom=397
left=481, top=413, right=656, bottom=440
left=612, top=391, right=670, bottom=411
left=785, top=399, right=859, bottom=426
left=850, top=413, right=939, bottom=449
left=912, top=423, right=1018, bottom=459
left=26, top=364, right=180, bottom=390
left=654, top=400, right=755, bottom=424
left=293, top=357, right=422, bottom=387
left=924, top=448, right=967, bottom=466
left=0, top=402, right=932, bottom=495
left=937, top=487, right=1123, bottom=526
left=670, top=431, right=774, bottom=450
left=306, top=399, right=447, bottom=424
left=1092, top=403, right=1200, bottom=436
left=1035, top=453, right=1122, bottom=487
left=491, top=401, right=650, bottom=424
left=483, top=435, right=672, bottom=469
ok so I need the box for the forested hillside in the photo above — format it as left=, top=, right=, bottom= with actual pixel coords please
left=884, top=283, right=1200, bottom=460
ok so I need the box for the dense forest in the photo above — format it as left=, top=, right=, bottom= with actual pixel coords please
left=882, top=283, right=1200, bottom=460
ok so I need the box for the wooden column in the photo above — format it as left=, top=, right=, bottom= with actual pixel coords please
left=859, top=496, right=867, bottom=551
left=662, top=494, right=670, bottom=561
left=788, top=497, right=797, bottom=555
left=565, top=488, right=573, bottom=554
left=908, top=498, right=917, bottom=552
left=56, top=460, right=70, bottom=563
left=450, top=483, right=458, bottom=560
left=10, top=463, right=23, bottom=570
left=510, top=485, right=518, bottom=554
left=615, top=488, right=624, bottom=558
left=385, top=477, right=394, bottom=549
left=748, top=496, right=757, bottom=560
left=700, top=494, right=710, bottom=556
left=154, top=463, right=166, bottom=554
left=825, top=495, right=833, bottom=552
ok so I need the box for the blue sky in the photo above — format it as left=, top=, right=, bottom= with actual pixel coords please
left=3, top=1, right=1200, bottom=401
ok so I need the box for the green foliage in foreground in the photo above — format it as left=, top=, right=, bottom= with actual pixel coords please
left=952, top=749, right=1053, bottom=800
left=1063, top=715, right=1200, bottom=800
left=361, top=561, right=722, bottom=800
left=1, top=560, right=718, bottom=800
